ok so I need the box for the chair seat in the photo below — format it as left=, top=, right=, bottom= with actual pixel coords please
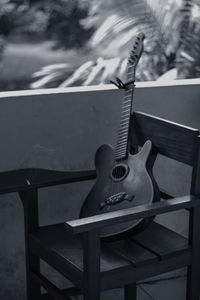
left=29, top=221, right=191, bottom=291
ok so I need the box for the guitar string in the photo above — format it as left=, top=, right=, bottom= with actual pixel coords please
left=113, top=48, right=138, bottom=213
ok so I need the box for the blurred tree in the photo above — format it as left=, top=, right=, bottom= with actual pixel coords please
left=31, top=0, right=200, bottom=88
left=0, top=0, right=93, bottom=49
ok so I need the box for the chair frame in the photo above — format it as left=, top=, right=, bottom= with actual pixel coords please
left=1, top=111, right=200, bottom=300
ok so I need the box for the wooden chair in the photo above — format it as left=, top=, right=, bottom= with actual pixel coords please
left=2, top=111, right=200, bottom=300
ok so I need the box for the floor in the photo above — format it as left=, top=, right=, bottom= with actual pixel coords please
left=101, top=276, right=186, bottom=300
left=65, top=271, right=186, bottom=300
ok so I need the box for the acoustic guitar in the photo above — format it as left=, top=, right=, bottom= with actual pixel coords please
left=80, top=33, right=160, bottom=241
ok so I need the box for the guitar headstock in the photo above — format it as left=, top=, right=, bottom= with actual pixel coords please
left=128, top=32, right=145, bottom=69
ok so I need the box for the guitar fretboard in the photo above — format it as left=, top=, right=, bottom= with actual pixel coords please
left=114, top=65, right=136, bottom=161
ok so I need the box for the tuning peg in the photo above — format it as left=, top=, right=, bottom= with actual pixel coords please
left=138, top=32, right=145, bottom=41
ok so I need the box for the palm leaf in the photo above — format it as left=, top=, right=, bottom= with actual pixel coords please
left=31, top=0, right=200, bottom=88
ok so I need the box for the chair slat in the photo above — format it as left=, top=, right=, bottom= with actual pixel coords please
left=104, top=238, right=158, bottom=267
left=131, top=222, right=189, bottom=260
left=130, top=112, right=199, bottom=165
left=35, top=224, right=130, bottom=273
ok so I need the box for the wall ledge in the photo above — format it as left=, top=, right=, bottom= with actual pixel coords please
left=0, top=78, right=199, bottom=99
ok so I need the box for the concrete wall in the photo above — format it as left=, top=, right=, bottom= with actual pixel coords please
left=0, top=79, right=200, bottom=299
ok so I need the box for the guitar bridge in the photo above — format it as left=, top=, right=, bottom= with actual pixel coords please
left=99, top=192, right=135, bottom=210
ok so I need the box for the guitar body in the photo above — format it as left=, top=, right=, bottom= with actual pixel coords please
left=80, top=33, right=160, bottom=241
left=80, top=140, right=160, bottom=241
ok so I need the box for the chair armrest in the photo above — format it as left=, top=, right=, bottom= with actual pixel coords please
left=65, top=195, right=200, bottom=234
left=0, top=168, right=97, bottom=194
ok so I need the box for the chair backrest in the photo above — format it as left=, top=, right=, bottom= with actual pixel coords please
left=130, top=111, right=200, bottom=195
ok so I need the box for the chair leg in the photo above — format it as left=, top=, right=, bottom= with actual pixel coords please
left=124, top=283, right=137, bottom=300
left=20, top=189, right=41, bottom=300
left=83, top=230, right=100, bottom=300
left=186, top=207, right=200, bottom=300
left=187, top=266, right=200, bottom=300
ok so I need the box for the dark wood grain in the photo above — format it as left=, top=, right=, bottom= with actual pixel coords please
left=31, top=223, right=130, bottom=273
left=101, top=250, right=191, bottom=290
left=104, top=238, right=158, bottom=267
left=160, top=189, right=173, bottom=200
left=124, top=283, right=137, bottom=300
left=41, top=287, right=81, bottom=300
left=20, top=189, right=41, bottom=300
left=29, top=227, right=83, bottom=288
left=83, top=230, right=100, bottom=300
left=0, top=168, right=96, bottom=194
left=9, top=111, right=200, bottom=300
left=187, top=135, right=200, bottom=299
left=187, top=206, right=200, bottom=300
left=65, top=195, right=200, bottom=234
left=31, top=271, right=71, bottom=300
left=132, top=222, right=189, bottom=259
left=130, top=111, right=199, bottom=165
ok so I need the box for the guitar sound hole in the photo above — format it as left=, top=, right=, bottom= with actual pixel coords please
left=111, top=164, right=129, bottom=181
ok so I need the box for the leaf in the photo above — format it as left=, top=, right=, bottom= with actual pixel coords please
left=59, top=61, right=94, bottom=87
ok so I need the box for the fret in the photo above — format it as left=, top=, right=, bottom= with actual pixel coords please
left=115, top=152, right=127, bottom=157
left=115, top=149, right=127, bottom=155
left=116, top=143, right=128, bottom=149
left=115, top=153, right=127, bottom=158
left=121, top=113, right=130, bottom=117
left=116, top=145, right=127, bottom=150
left=115, top=155, right=126, bottom=159
left=116, top=142, right=128, bottom=147
left=116, top=146, right=127, bottom=150
left=117, top=137, right=128, bottom=144
left=117, top=136, right=128, bottom=141
left=123, top=98, right=132, bottom=101
left=116, top=148, right=127, bottom=153
left=116, top=143, right=128, bottom=148
left=117, top=134, right=128, bottom=140
left=120, top=120, right=129, bottom=125
left=120, top=119, right=129, bottom=126
left=117, top=135, right=128, bottom=140
left=119, top=122, right=129, bottom=126
left=119, top=123, right=129, bottom=127
left=119, top=126, right=129, bottom=131
left=124, top=99, right=132, bottom=107
left=122, top=105, right=131, bottom=110
left=119, top=122, right=129, bottom=127
left=115, top=152, right=127, bottom=156
left=116, top=148, right=127, bottom=152
left=120, top=115, right=130, bottom=119
left=124, top=94, right=132, bottom=99
left=118, top=128, right=129, bottom=134
left=122, top=109, right=131, bottom=113
left=121, top=115, right=130, bottom=119
left=124, top=93, right=132, bottom=97
left=116, top=140, right=128, bottom=145
left=118, top=129, right=128, bottom=134
left=116, top=141, right=128, bottom=147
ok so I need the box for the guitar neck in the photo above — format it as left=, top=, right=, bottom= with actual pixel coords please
left=115, top=66, right=136, bottom=161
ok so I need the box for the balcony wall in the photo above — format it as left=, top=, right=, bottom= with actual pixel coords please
left=0, top=78, right=200, bottom=299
